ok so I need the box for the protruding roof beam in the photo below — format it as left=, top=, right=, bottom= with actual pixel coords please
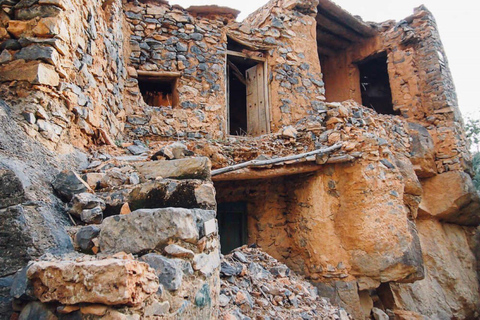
left=317, top=0, right=377, bottom=37
left=316, top=13, right=364, bottom=42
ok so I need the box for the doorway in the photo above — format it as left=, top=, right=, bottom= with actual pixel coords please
left=227, top=52, right=269, bottom=136
left=217, top=202, right=248, bottom=254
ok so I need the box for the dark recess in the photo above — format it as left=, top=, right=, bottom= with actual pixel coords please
left=358, top=52, right=396, bottom=115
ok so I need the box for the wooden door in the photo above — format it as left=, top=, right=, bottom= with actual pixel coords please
left=246, top=64, right=267, bottom=136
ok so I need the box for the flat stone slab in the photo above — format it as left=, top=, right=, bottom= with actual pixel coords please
left=27, top=256, right=159, bottom=306
left=135, top=157, right=211, bottom=180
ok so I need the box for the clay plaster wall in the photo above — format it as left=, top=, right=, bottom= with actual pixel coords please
left=320, top=6, right=469, bottom=175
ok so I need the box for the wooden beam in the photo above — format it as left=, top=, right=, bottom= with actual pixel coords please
left=211, top=143, right=342, bottom=176
left=317, top=0, right=377, bottom=37
left=316, top=28, right=351, bottom=50
left=136, top=70, right=181, bottom=79
left=316, top=13, right=364, bottom=42
left=227, top=50, right=266, bottom=62
left=212, top=162, right=324, bottom=181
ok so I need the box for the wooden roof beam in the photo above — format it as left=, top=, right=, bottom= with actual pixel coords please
left=317, top=0, right=377, bottom=37
left=316, top=12, right=365, bottom=42
left=316, top=28, right=351, bottom=50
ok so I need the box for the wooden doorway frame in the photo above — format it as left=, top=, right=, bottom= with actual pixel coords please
left=226, top=50, right=270, bottom=137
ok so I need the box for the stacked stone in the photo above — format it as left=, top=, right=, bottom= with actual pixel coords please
left=6, top=149, right=221, bottom=318
left=124, top=1, right=228, bottom=140
left=0, top=0, right=128, bottom=150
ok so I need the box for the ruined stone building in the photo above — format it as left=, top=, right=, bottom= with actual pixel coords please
left=0, top=0, right=479, bottom=319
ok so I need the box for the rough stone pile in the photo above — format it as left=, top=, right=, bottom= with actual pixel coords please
left=219, top=246, right=350, bottom=320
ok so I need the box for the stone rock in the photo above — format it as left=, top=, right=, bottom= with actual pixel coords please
left=135, top=157, right=211, bottom=180
left=314, top=281, right=363, bottom=319
left=193, top=251, right=220, bottom=277
left=407, top=122, right=437, bottom=178
left=195, top=283, right=211, bottom=307
left=82, top=172, right=106, bottom=190
left=0, top=50, right=12, bottom=64
left=15, top=4, right=63, bottom=20
left=52, top=170, right=90, bottom=202
left=139, top=254, right=183, bottom=291
left=10, top=262, right=34, bottom=300
left=99, top=170, right=128, bottom=189
left=68, top=193, right=106, bottom=217
left=379, top=219, right=479, bottom=319
left=80, top=304, right=108, bottom=316
left=74, top=225, right=100, bottom=252
left=418, top=171, right=480, bottom=226
left=0, top=276, right=13, bottom=317
left=98, top=180, right=216, bottom=216
left=0, top=60, right=59, bottom=86
left=80, top=206, right=102, bottom=224
left=145, top=300, right=170, bottom=317
left=99, top=208, right=202, bottom=254
left=0, top=168, right=26, bottom=208
left=280, top=125, right=298, bottom=139
left=15, top=44, right=59, bottom=65
left=164, top=244, right=194, bottom=259
left=372, top=307, right=389, bottom=320
left=27, top=256, right=159, bottom=306
left=18, top=301, right=57, bottom=320
left=127, top=144, right=148, bottom=155
left=194, top=183, right=216, bottom=208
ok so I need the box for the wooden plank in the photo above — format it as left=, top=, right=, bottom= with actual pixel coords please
left=256, top=64, right=268, bottom=135
left=246, top=65, right=259, bottom=135
left=263, top=61, right=271, bottom=134
left=211, top=143, right=343, bottom=177
left=316, top=13, right=364, bottom=42
left=316, top=28, right=351, bottom=50
left=227, top=50, right=266, bottom=62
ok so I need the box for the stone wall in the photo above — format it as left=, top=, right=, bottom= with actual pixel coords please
left=0, top=0, right=130, bottom=151
left=320, top=6, right=470, bottom=175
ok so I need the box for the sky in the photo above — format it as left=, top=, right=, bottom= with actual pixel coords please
left=170, top=0, right=480, bottom=121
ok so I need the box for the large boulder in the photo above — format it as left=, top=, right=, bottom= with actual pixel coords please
left=99, top=208, right=214, bottom=254
left=98, top=179, right=216, bottom=215
left=27, top=256, right=159, bottom=306
left=418, top=171, right=480, bottom=226
left=378, top=219, right=479, bottom=319
left=0, top=205, right=72, bottom=277
left=135, top=157, right=211, bottom=180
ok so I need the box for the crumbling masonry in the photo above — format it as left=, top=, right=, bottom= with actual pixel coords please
left=0, top=0, right=479, bottom=319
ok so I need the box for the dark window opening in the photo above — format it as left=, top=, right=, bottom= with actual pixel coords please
left=138, top=77, right=178, bottom=107
left=358, top=52, right=396, bottom=115
left=217, top=202, right=248, bottom=254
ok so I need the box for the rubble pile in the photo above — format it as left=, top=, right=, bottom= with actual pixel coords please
left=218, top=246, right=350, bottom=320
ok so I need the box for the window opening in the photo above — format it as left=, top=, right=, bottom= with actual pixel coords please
left=137, top=73, right=178, bottom=107
left=357, top=52, right=396, bottom=115
left=217, top=202, right=248, bottom=254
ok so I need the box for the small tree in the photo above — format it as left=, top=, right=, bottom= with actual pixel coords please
left=466, top=116, right=480, bottom=190
left=465, top=117, right=480, bottom=152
